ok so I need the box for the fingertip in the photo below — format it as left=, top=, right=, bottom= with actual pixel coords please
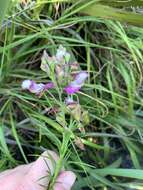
left=56, top=171, right=76, bottom=190
left=54, top=183, right=65, bottom=190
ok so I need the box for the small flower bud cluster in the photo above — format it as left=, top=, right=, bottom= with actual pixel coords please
left=22, top=45, right=88, bottom=96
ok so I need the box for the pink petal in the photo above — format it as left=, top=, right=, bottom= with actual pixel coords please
left=44, top=82, right=54, bottom=89
left=64, top=72, right=88, bottom=95
left=74, top=72, right=88, bottom=85
left=29, top=82, right=45, bottom=94
left=64, top=85, right=80, bottom=95
left=22, top=80, right=54, bottom=95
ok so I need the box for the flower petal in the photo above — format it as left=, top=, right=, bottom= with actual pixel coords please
left=21, top=80, right=32, bottom=89
left=56, top=45, right=66, bottom=61
left=44, top=82, right=54, bottom=90
left=74, top=72, right=88, bottom=85
left=64, top=84, right=80, bottom=95
left=64, top=72, right=88, bottom=95
left=22, top=80, right=54, bottom=95
left=29, top=83, right=45, bottom=94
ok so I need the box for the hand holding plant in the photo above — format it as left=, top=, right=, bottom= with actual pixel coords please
left=21, top=45, right=88, bottom=189
left=0, top=150, right=76, bottom=190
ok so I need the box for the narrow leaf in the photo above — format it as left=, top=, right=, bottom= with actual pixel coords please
left=0, top=0, right=10, bottom=27
left=82, top=4, right=143, bottom=26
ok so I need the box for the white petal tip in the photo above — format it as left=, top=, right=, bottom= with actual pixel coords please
left=21, top=80, right=31, bottom=89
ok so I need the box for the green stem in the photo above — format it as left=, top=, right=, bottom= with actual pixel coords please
left=48, top=129, right=72, bottom=189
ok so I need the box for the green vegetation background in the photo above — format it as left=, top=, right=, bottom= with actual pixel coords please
left=1, top=0, right=143, bottom=189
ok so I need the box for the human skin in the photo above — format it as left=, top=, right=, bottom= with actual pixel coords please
left=0, top=150, right=76, bottom=190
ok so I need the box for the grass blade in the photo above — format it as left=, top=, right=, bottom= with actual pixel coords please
left=82, top=3, right=143, bottom=26
left=0, top=0, right=10, bottom=27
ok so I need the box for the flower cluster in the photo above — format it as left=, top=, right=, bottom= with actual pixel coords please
left=21, top=45, right=89, bottom=134
left=22, top=45, right=88, bottom=96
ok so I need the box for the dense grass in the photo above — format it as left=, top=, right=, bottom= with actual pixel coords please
left=1, top=1, right=143, bottom=189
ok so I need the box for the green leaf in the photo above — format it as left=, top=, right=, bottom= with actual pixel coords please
left=93, top=168, right=143, bottom=180
left=100, top=0, right=143, bottom=7
left=82, top=3, right=143, bottom=26
left=10, top=110, right=28, bottom=163
left=0, top=123, right=15, bottom=163
left=0, top=0, right=10, bottom=27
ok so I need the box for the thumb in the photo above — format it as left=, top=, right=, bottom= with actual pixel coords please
left=19, top=150, right=59, bottom=190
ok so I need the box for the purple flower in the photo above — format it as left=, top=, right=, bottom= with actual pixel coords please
left=21, top=80, right=54, bottom=95
left=21, top=80, right=32, bottom=90
left=64, top=84, right=81, bottom=95
left=64, top=72, right=88, bottom=95
left=65, top=97, right=75, bottom=105
left=44, top=82, right=54, bottom=89
left=74, top=72, right=88, bottom=85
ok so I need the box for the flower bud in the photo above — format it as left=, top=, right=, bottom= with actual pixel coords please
left=56, top=112, right=67, bottom=127
left=70, top=62, right=80, bottom=72
left=55, top=65, right=65, bottom=83
left=40, top=50, right=50, bottom=74
left=82, top=110, right=90, bottom=125
left=71, top=104, right=81, bottom=122
left=56, top=45, right=70, bottom=63
left=77, top=122, right=85, bottom=133
left=74, top=137, right=85, bottom=150
left=41, top=50, right=57, bottom=77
